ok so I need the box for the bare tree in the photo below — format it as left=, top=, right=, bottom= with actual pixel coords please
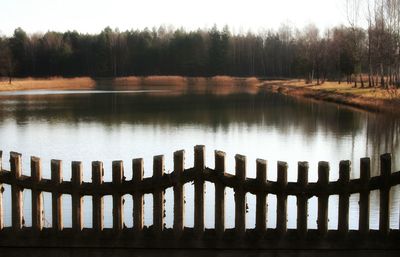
left=346, top=0, right=364, bottom=87
left=302, top=24, right=320, bottom=84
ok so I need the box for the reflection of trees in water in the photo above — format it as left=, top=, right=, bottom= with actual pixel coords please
left=0, top=91, right=365, bottom=134
left=364, top=114, right=400, bottom=176
left=0, top=90, right=399, bottom=172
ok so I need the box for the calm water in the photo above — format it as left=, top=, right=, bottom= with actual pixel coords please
left=0, top=81, right=399, bottom=231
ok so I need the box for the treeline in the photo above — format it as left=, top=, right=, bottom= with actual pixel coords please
left=0, top=0, right=399, bottom=87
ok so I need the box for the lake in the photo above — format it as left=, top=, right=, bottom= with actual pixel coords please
left=0, top=79, right=399, bottom=231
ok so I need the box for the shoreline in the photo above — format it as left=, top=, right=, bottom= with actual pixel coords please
left=0, top=76, right=261, bottom=91
left=1, top=76, right=399, bottom=115
left=261, top=80, right=400, bottom=115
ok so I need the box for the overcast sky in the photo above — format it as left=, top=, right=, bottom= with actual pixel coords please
left=0, top=0, right=352, bottom=36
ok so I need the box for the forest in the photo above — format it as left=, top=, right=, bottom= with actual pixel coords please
left=0, top=0, right=399, bottom=88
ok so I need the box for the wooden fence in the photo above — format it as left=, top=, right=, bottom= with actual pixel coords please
left=0, top=145, right=399, bottom=250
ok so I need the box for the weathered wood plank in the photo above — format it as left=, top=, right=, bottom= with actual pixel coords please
left=51, top=160, right=63, bottom=231
left=71, top=161, right=83, bottom=231
left=235, top=154, right=246, bottom=237
left=277, top=161, right=288, bottom=235
left=132, top=158, right=144, bottom=234
left=92, top=161, right=104, bottom=232
left=379, top=153, right=391, bottom=236
left=112, top=161, right=124, bottom=232
left=173, top=150, right=185, bottom=237
left=297, top=161, right=308, bottom=237
left=194, top=145, right=205, bottom=236
left=153, top=155, right=164, bottom=234
left=317, top=161, right=329, bottom=236
left=215, top=151, right=226, bottom=237
left=359, top=157, right=370, bottom=236
left=256, top=159, right=267, bottom=233
left=10, top=152, right=23, bottom=231
left=338, top=160, right=350, bottom=235
left=31, top=157, right=43, bottom=231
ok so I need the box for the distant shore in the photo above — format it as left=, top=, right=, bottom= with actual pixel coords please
left=262, top=80, right=400, bottom=114
left=0, top=76, right=261, bottom=91
left=0, top=77, right=97, bottom=91
left=1, top=76, right=399, bottom=114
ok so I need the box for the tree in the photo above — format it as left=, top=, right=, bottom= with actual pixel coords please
left=0, top=37, right=15, bottom=83
left=9, top=28, right=29, bottom=77
left=208, top=25, right=230, bottom=75
left=346, top=0, right=365, bottom=87
left=301, top=24, right=320, bottom=83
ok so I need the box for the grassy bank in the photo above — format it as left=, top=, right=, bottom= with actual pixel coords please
left=0, top=76, right=261, bottom=91
left=0, top=77, right=97, bottom=91
left=262, top=80, right=400, bottom=114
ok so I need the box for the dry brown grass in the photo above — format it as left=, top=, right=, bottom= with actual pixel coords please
left=142, top=76, right=188, bottom=86
left=243, top=77, right=261, bottom=86
left=281, top=80, right=400, bottom=100
left=209, top=76, right=235, bottom=86
left=0, top=77, right=96, bottom=91
left=0, top=76, right=263, bottom=98
left=262, top=79, right=400, bottom=113
left=111, top=76, right=141, bottom=87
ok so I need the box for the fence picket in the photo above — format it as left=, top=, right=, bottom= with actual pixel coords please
left=10, top=152, right=23, bottom=231
left=256, top=159, right=267, bottom=233
left=277, top=161, right=288, bottom=235
left=194, top=145, right=205, bottom=236
left=173, top=150, right=185, bottom=236
left=153, top=155, right=164, bottom=234
left=379, top=153, right=391, bottom=236
left=31, top=157, right=43, bottom=231
left=112, top=161, right=124, bottom=232
left=235, top=154, right=246, bottom=236
left=359, top=157, right=370, bottom=236
left=215, top=150, right=226, bottom=237
left=92, top=161, right=104, bottom=232
left=317, top=161, right=329, bottom=236
left=297, top=162, right=308, bottom=237
left=71, top=161, right=83, bottom=231
left=51, top=160, right=63, bottom=231
left=132, top=158, right=144, bottom=234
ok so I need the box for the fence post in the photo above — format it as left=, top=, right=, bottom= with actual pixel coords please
left=132, top=158, right=144, bottom=234
left=277, top=161, right=288, bottom=236
left=72, top=161, right=83, bottom=232
left=194, top=145, right=205, bottom=236
left=173, top=150, right=185, bottom=237
left=10, top=152, right=23, bottom=231
left=256, top=159, right=267, bottom=233
left=0, top=151, right=3, bottom=231
left=112, top=161, right=124, bottom=232
left=153, top=155, right=165, bottom=234
left=215, top=151, right=226, bottom=237
left=235, top=154, right=246, bottom=237
left=338, top=160, right=350, bottom=235
left=379, top=153, right=391, bottom=236
left=359, top=158, right=370, bottom=236
left=51, top=160, right=63, bottom=231
left=317, top=161, right=329, bottom=236
left=31, top=157, right=43, bottom=231
left=297, top=162, right=308, bottom=237
left=92, top=161, right=104, bottom=232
